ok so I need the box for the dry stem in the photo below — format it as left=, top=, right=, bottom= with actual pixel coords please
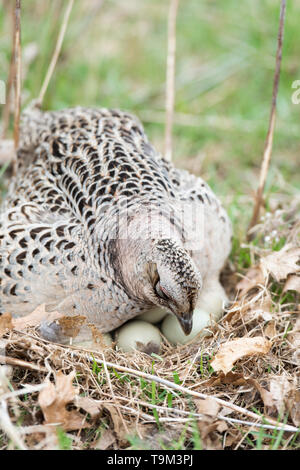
left=1, top=3, right=14, bottom=140
left=12, top=0, right=21, bottom=174
left=0, top=354, right=47, bottom=373
left=0, top=400, right=27, bottom=450
left=247, top=0, right=286, bottom=235
left=37, top=0, right=74, bottom=106
left=164, top=0, right=179, bottom=161
left=83, top=352, right=298, bottom=433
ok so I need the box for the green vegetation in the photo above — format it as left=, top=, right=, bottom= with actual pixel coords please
left=0, top=1, right=299, bottom=223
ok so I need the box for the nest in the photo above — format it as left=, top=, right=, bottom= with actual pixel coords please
left=0, top=202, right=299, bottom=450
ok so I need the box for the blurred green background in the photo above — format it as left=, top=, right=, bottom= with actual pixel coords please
left=0, top=0, right=299, bottom=236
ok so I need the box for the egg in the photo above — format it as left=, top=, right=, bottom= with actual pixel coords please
left=136, top=307, right=167, bottom=324
left=161, top=308, right=211, bottom=345
left=197, top=281, right=228, bottom=321
left=116, top=320, right=162, bottom=354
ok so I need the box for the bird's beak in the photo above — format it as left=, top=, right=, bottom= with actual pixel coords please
left=176, top=313, right=193, bottom=336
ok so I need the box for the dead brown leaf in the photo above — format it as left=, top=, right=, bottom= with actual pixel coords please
left=195, top=397, right=221, bottom=417
left=261, top=375, right=300, bottom=426
left=38, top=370, right=88, bottom=431
left=0, top=313, right=13, bottom=337
left=210, top=337, right=272, bottom=374
left=206, top=371, right=248, bottom=387
left=236, top=267, right=265, bottom=296
left=260, top=244, right=300, bottom=282
left=288, top=318, right=300, bottom=351
left=286, top=390, right=300, bottom=427
left=94, top=429, right=116, bottom=450
left=197, top=419, right=223, bottom=450
left=248, top=379, right=276, bottom=414
left=58, top=315, right=87, bottom=338
left=75, top=396, right=102, bottom=419
left=251, top=296, right=273, bottom=322
left=283, top=274, right=300, bottom=293
left=224, top=429, right=241, bottom=448
left=103, top=404, right=128, bottom=444
left=264, top=321, right=277, bottom=339
left=269, top=375, right=296, bottom=416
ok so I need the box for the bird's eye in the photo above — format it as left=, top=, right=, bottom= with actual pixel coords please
left=155, top=279, right=170, bottom=301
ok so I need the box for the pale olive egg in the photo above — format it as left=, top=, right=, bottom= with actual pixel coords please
left=136, top=307, right=167, bottom=324
left=196, top=282, right=228, bottom=321
left=116, top=320, right=162, bottom=354
left=161, top=308, right=211, bottom=345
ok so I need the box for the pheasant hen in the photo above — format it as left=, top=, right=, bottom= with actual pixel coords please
left=0, top=107, right=232, bottom=343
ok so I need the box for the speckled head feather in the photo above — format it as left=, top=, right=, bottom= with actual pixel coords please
left=150, top=238, right=202, bottom=334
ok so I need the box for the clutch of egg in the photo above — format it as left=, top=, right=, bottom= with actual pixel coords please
left=114, top=282, right=228, bottom=351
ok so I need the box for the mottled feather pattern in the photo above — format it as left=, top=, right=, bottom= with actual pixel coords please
left=0, top=107, right=232, bottom=333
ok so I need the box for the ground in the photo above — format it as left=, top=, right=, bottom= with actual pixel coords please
left=0, top=0, right=299, bottom=450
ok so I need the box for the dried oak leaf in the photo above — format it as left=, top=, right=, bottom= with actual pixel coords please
left=210, top=337, right=272, bottom=375
left=195, top=397, right=221, bottom=417
left=75, top=396, right=102, bottom=419
left=94, top=429, right=116, bottom=450
left=259, top=375, right=300, bottom=426
left=248, top=379, right=276, bottom=414
left=38, top=370, right=88, bottom=431
left=264, top=321, right=277, bottom=339
left=288, top=318, right=300, bottom=350
left=260, top=244, right=300, bottom=282
left=206, top=371, right=248, bottom=387
left=58, top=315, right=87, bottom=338
left=103, top=405, right=125, bottom=438
left=283, top=275, right=300, bottom=294
left=236, top=267, right=265, bottom=297
left=103, top=404, right=135, bottom=447
left=287, top=390, right=300, bottom=427
left=197, top=419, right=223, bottom=450
left=269, top=375, right=298, bottom=420
left=0, top=313, right=13, bottom=337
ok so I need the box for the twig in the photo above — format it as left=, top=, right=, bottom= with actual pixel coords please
left=0, top=400, right=27, bottom=450
left=0, top=355, right=47, bottom=373
left=140, top=401, right=295, bottom=433
left=247, top=0, right=286, bottom=236
left=181, top=346, right=201, bottom=386
left=11, top=330, right=299, bottom=433
left=0, top=365, right=28, bottom=450
left=12, top=0, right=21, bottom=174
left=0, top=383, right=46, bottom=402
left=81, top=353, right=298, bottom=433
left=37, top=0, right=74, bottom=106
left=99, top=394, right=290, bottom=433
left=1, top=3, right=14, bottom=140
left=164, top=0, right=179, bottom=161
left=100, top=352, right=129, bottom=435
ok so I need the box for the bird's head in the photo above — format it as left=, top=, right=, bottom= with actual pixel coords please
left=142, top=239, right=202, bottom=335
